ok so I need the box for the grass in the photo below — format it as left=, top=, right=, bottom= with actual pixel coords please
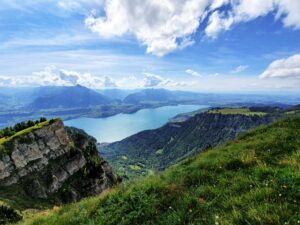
left=0, top=118, right=60, bottom=152
left=209, top=108, right=267, bottom=116
left=18, top=116, right=300, bottom=225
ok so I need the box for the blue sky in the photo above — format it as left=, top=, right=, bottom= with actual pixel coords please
left=0, top=0, right=300, bottom=92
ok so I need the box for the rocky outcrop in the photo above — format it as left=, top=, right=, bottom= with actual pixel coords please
left=0, top=120, right=117, bottom=203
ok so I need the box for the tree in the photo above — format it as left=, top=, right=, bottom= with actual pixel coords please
left=39, top=117, right=47, bottom=123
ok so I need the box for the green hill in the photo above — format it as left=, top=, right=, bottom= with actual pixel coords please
left=101, top=111, right=276, bottom=179
left=20, top=116, right=300, bottom=225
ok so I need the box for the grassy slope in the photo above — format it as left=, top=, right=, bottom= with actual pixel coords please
left=20, top=117, right=300, bottom=225
left=0, top=119, right=60, bottom=146
left=208, top=108, right=267, bottom=116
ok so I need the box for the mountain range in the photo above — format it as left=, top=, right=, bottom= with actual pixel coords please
left=1, top=85, right=300, bottom=128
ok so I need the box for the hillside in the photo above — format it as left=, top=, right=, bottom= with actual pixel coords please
left=28, top=85, right=113, bottom=109
left=101, top=110, right=276, bottom=179
left=19, top=116, right=300, bottom=225
left=0, top=119, right=117, bottom=224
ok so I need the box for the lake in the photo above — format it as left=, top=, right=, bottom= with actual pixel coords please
left=64, top=105, right=208, bottom=143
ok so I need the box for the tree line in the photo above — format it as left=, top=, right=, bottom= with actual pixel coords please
left=0, top=117, right=47, bottom=139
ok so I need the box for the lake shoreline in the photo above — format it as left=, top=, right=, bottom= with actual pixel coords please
left=64, top=105, right=209, bottom=143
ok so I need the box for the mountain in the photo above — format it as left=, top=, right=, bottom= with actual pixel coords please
left=28, top=85, right=114, bottom=109
left=122, top=88, right=300, bottom=106
left=19, top=116, right=300, bottom=225
left=0, top=119, right=117, bottom=224
left=101, top=108, right=278, bottom=179
left=97, top=89, right=138, bottom=101
left=123, top=88, right=203, bottom=104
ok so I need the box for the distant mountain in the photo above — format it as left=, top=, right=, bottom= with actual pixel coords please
left=123, top=88, right=202, bottom=104
left=123, top=89, right=300, bottom=106
left=28, top=85, right=114, bottom=109
left=97, top=89, right=138, bottom=101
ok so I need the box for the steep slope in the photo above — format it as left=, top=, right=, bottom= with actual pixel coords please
left=0, top=119, right=117, bottom=215
left=28, top=85, right=113, bottom=109
left=20, top=116, right=300, bottom=225
left=101, top=112, right=276, bottom=178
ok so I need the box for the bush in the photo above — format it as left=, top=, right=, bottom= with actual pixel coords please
left=0, top=205, right=22, bottom=224
left=39, top=117, right=47, bottom=123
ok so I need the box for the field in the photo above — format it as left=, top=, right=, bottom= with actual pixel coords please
left=209, top=108, right=267, bottom=116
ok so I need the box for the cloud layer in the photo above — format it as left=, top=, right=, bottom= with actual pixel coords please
left=0, top=66, right=118, bottom=89
left=260, top=54, right=300, bottom=79
left=0, top=66, right=185, bottom=89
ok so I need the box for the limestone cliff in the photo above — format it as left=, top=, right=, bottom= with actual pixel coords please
left=0, top=119, right=117, bottom=204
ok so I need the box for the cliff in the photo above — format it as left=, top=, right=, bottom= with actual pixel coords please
left=0, top=119, right=117, bottom=208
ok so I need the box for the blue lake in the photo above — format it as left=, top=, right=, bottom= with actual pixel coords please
left=64, top=105, right=208, bottom=143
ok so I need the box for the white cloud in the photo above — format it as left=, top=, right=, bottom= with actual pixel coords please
left=0, top=66, right=118, bottom=88
left=205, top=0, right=300, bottom=38
left=185, top=69, right=202, bottom=77
left=85, top=0, right=209, bottom=56
left=103, top=76, right=118, bottom=87
left=276, top=0, right=300, bottom=29
left=143, top=73, right=185, bottom=88
left=85, top=0, right=300, bottom=52
left=259, top=54, right=300, bottom=79
left=231, top=65, right=248, bottom=73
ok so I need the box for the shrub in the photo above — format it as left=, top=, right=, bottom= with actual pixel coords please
left=39, top=117, right=47, bottom=123
left=0, top=205, right=22, bottom=224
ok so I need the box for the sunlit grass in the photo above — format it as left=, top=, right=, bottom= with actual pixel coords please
left=209, top=108, right=266, bottom=116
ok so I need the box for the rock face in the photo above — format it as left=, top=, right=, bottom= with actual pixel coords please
left=0, top=120, right=117, bottom=203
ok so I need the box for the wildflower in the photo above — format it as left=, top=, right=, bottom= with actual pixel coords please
left=215, top=222, right=219, bottom=225
left=189, top=209, right=192, bottom=213
left=215, top=215, right=219, bottom=219
left=279, top=193, right=282, bottom=197
left=198, top=197, right=206, bottom=204
left=282, top=185, right=288, bottom=189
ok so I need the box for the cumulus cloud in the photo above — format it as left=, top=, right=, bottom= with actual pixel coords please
left=259, top=54, right=300, bottom=79
left=205, top=0, right=300, bottom=38
left=231, top=65, right=248, bottom=73
left=0, top=66, right=118, bottom=88
left=85, top=0, right=209, bottom=56
left=143, top=73, right=185, bottom=88
left=185, top=69, right=202, bottom=77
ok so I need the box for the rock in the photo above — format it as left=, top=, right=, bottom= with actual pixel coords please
left=0, top=119, right=117, bottom=203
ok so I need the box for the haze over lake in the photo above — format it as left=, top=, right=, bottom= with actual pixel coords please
left=65, top=105, right=208, bottom=143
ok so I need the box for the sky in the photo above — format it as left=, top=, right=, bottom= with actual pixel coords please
left=0, top=0, right=300, bottom=92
